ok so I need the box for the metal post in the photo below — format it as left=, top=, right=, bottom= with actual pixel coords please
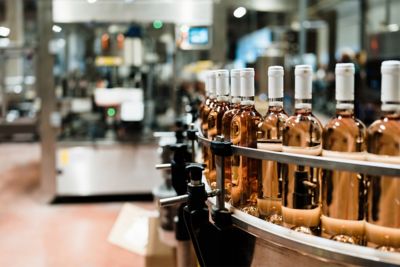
left=0, top=51, right=6, bottom=118
left=210, top=1, right=227, bottom=63
left=37, top=0, right=57, bottom=201
left=299, top=0, right=308, bottom=64
left=360, top=0, right=367, bottom=51
left=215, top=153, right=225, bottom=210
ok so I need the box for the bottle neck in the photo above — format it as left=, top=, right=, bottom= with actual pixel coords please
left=209, top=93, right=216, bottom=100
left=335, top=100, right=354, bottom=117
left=231, top=96, right=241, bottom=104
left=241, top=96, right=254, bottom=106
left=381, top=101, right=400, bottom=114
left=294, top=98, right=312, bottom=112
left=336, top=100, right=354, bottom=110
left=217, top=94, right=229, bottom=102
left=268, top=97, right=283, bottom=108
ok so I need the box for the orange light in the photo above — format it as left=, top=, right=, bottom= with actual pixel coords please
left=117, top=33, right=124, bottom=50
left=101, top=33, right=110, bottom=51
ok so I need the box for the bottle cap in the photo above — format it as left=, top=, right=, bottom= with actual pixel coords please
left=381, top=60, right=400, bottom=103
left=216, top=69, right=230, bottom=96
left=208, top=71, right=217, bottom=95
left=268, top=66, right=284, bottom=99
left=295, top=65, right=313, bottom=99
left=335, top=63, right=355, bottom=101
left=240, top=68, right=255, bottom=97
left=230, top=69, right=241, bottom=97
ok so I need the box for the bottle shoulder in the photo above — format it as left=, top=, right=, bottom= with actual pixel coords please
left=259, top=111, right=288, bottom=128
left=222, top=108, right=240, bottom=119
left=285, top=112, right=323, bottom=130
left=324, top=116, right=366, bottom=133
left=367, top=117, right=400, bottom=133
left=323, top=116, right=366, bottom=152
left=367, top=118, right=400, bottom=156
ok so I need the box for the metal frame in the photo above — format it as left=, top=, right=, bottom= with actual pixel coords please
left=198, top=133, right=400, bottom=266
left=197, top=134, right=400, bottom=177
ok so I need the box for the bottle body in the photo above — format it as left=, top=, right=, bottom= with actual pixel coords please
left=257, top=105, right=288, bottom=224
left=200, top=97, right=215, bottom=136
left=282, top=108, right=323, bottom=235
left=366, top=112, right=400, bottom=251
left=201, top=97, right=215, bottom=180
left=221, top=102, right=241, bottom=200
left=207, top=100, right=230, bottom=188
left=321, top=109, right=367, bottom=245
left=230, top=103, right=261, bottom=216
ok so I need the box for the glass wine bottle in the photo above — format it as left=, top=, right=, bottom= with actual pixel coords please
left=366, top=60, right=400, bottom=252
left=282, top=65, right=323, bottom=235
left=321, top=63, right=367, bottom=245
left=257, top=66, right=288, bottom=224
left=207, top=70, right=230, bottom=188
left=230, top=68, right=262, bottom=216
left=221, top=69, right=242, bottom=200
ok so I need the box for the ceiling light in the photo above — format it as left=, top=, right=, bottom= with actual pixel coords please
left=52, top=25, right=62, bottom=33
left=87, top=0, right=97, bottom=3
left=233, top=7, right=246, bottom=18
left=388, top=24, right=399, bottom=32
left=0, top=27, right=10, bottom=37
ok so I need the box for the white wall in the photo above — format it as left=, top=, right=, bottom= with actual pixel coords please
left=335, top=0, right=360, bottom=56
left=335, top=0, right=400, bottom=56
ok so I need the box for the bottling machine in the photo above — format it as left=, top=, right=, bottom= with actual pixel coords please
left=158, top=126, right=400, bottom=267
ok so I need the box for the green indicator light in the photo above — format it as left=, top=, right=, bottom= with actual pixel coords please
left=107, top=108, right=116, bottom=117
left=153, top=20, right=163, bottom=29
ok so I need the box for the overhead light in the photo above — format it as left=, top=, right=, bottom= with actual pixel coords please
left=233, top=7, right=246, bottom=18
left=388, top=24, right=399, bottom=32
left=52, top=25, right=62, bottom=33
left=87, top=0, right=97, bottom=3
left=0, top=26, right=10, bottom=37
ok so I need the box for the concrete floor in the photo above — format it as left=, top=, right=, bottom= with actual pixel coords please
left=0, top=143, right=155, bottom=267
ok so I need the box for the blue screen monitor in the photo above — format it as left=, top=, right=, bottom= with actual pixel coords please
left=188, top=27, right=209, bottom=45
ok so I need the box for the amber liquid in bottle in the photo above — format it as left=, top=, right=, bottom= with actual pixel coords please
left=201, top=96, right=216, bottom=181
left=257, top=101, right=288, bottom=224
left=230, top=97, right=261, bottom=216
left=200, top=96, right=216, bottom=137
left=221, top=99, right=241, bottom=200
left=282, top=103, right=323, bottom=235
left=366, top=110, right=400, bottom=252
left=321, top=107, right=366, bottom=245
left=207, top=97, right=230, bottom=188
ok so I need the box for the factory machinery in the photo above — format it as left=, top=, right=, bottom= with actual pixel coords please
left=156, top=125, right=400, bottom=267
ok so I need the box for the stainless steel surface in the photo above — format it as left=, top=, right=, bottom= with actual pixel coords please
left=197, top=134, right=400, bottom=177
left=235, top=0, right=297, bottom=12
left=57, top=144, right=161, bottom=196
left=153, top=132, right=176, bottom=138
left=204, top=193, right=400, bottom=266
left=159, top=194, right=189, bottom=207
left=231, top=205, right=400, bottom=266
left=53, top=0, right=213, bottom=25
left=155, top=163, right=172, bottom=170
left=38, top=0, right=57, bottom=201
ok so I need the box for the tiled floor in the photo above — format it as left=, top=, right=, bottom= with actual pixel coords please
left=0, top=143, right=155, bottom=267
